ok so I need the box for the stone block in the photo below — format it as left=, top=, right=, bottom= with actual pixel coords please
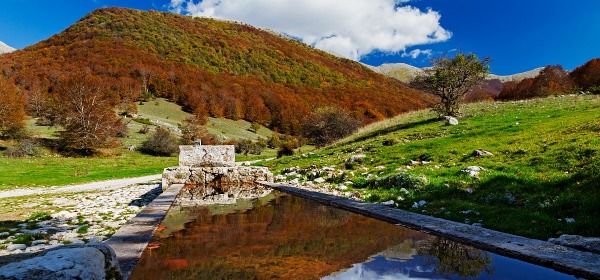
left=179, top=145, right=235, bottom=167
left=162, top=167, right=191, bottom=191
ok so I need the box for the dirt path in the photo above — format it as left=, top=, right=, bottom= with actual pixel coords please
left=0, top=174, right=162, bottom=199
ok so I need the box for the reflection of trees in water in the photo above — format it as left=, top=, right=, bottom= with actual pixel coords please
left=418, top=238, right=495, bottom=278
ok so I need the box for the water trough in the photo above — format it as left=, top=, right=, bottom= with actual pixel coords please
left=106, top=144, right=600, bottom=279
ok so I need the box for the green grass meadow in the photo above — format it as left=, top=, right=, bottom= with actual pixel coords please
left=0, top=152, right=176, bottom=191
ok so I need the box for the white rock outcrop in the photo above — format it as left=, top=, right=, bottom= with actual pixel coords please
left=0, top=244, right=121, bottom=280
left=444, top=116, right=459, bottom=126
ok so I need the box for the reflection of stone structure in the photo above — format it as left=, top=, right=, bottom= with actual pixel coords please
left=162, top=144, right=273, bottom=205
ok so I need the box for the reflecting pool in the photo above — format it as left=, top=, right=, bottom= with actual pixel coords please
left=129, top=191, right=578, bottom=280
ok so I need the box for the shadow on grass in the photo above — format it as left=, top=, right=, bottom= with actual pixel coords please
left=471, top=173, right=597, bottom=239
left=346, top=118, right=439, bottom=145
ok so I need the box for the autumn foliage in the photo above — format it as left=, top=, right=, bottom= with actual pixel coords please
left=50, top=73, right=123, bottom=154
left=0, top=78, right=25, bottom=138
left=497, top=65, right=574, bottom=100
left=570, top=58, right=600, bottom=91
left=0, top=7, right=433, bottom=136
left=302, top=107, right=360, bottom=147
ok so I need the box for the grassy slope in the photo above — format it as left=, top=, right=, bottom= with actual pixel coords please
left=136, top=98, right=274, bottom=141
left=0, top=99, right=275, bottom=190
left=261, top=95, right=600, bottom=240
left=1, top=8, right=432, bottom=135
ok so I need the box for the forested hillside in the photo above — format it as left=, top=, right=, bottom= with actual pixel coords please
left=0, top=7, right=432, bottom=134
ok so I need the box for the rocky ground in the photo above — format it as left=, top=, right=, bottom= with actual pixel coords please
left=0, top=179, right=161, bottom=256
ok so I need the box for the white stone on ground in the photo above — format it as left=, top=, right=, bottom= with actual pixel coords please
left=0, top=181, right=161, bottom=257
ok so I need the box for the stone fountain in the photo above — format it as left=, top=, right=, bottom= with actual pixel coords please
left=162, top=143, right=273, bottom=205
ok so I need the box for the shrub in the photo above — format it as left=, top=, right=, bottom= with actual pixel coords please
left=5, top=138, right=40, bottom=158
left=382, top=139, right=399, bottom=146
left=133, top=118, right=152, bottom=125
left=277, top=138, right=300, bottom=158
left=301, top=107, right=360, bottom=147
left=140, top=127, right=179, bottom=156
left=235, top=139, right=266, bottom=155
left=138, top=125, right=150, bottom=134
left=180, top=111, right=212, bottom=144
left=249, top=122, right=261, bottom=133
left=588, top=85, right=600, bottom=94
left=268, top=133, right=300, bottom=149
left=115, top=119, right=129, bottom=138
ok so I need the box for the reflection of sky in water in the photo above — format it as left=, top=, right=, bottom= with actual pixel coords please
left=323, top=251, right=578, bottom=280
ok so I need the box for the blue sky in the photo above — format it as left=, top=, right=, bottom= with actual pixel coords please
left=1, top=0, right=599, bottom=75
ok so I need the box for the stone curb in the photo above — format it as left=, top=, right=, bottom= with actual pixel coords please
left=105, top=184, right=184, bottom=280
left=262, top=182, right=600, bottom=279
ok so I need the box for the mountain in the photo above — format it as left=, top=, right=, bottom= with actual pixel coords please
left=0, top=41, right=16, bottom=54
left=367, top=63, right=421, bottom=83
left=369, top=63, right=542, bottom=83
left=488, top=67, right=543, bottom=82
left=0, top=8, right=432, bottom=134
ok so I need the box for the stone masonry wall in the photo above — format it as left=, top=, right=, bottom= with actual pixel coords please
left=162, top=144, right=274, bottom=204
left=178, top=145, right=235, bottom=167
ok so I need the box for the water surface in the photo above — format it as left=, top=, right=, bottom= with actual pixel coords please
left=130, top=191, right=578, bottom=279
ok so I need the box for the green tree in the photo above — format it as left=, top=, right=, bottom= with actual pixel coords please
left=412, top=53, right=490, bottom=117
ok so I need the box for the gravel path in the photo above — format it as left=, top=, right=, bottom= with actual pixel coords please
left=0, top=174, right=162, bottom=199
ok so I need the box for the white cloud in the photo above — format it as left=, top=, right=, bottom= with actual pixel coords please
left=401, top=49, right=433, bottom=59
left=169, top=0, right=451, bottom=61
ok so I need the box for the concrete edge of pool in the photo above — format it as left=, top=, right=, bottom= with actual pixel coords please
left=107, top=182, right=600, bottom=279
left=105, top=183, right=184, bottom=279
left=264, top=182, right=600, bottom=280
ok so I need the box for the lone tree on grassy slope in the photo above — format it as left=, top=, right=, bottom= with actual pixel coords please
left=412, top=52, right=491, bottom=117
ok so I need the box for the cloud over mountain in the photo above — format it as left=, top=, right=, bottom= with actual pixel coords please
left=169, top=0, right=451, bottom=61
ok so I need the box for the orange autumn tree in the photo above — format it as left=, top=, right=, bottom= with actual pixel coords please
left=51, top=73, right=122, bottom=155
left=497, top=65, right=574, bottom=100
left=570, top=58, right=600, bottom=92
left=0, top=78, right=26, bottom=138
